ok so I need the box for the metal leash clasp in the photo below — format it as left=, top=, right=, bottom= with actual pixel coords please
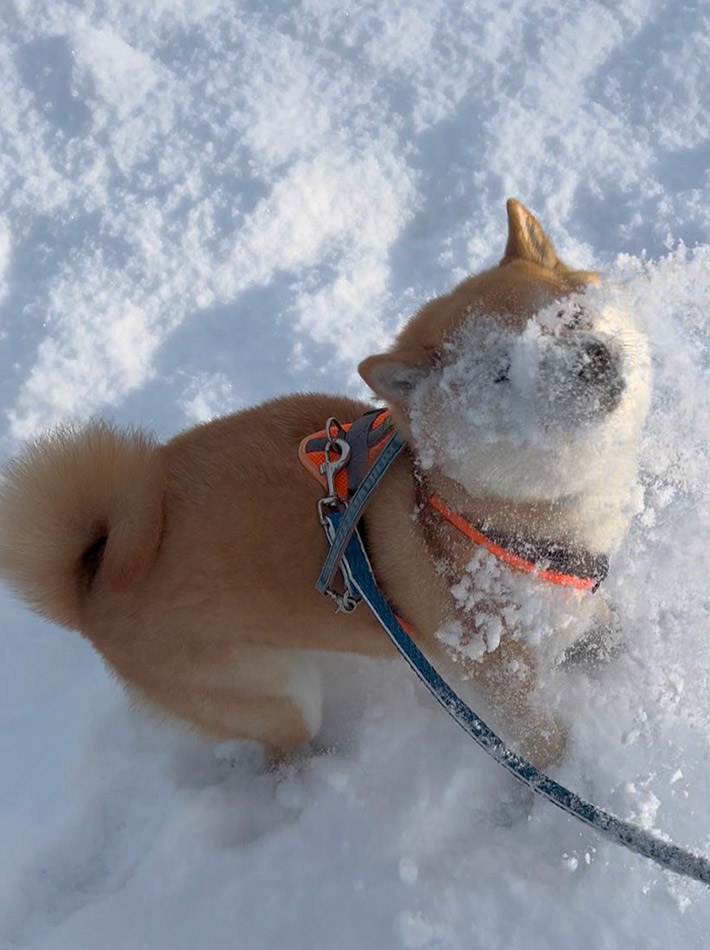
left=316, top=418, right=359, bottom=613
left=317, top=418, right=351, bottom=525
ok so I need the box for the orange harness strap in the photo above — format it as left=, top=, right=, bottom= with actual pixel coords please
left=298, top=409, right=393, bottom=502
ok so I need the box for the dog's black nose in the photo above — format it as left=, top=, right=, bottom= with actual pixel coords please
left=578, top=340, right=612, bottom=382
left=577, top=339, right=625, bottom=412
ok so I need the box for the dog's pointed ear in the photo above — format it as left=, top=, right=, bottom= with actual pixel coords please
left=358, top=350, right=433, bottom=405
left=500, top=198, right=559, bottom=270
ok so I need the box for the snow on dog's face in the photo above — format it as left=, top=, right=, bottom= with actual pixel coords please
left=404, top=294, right=649, bottom=502
left=359, top=200, right=650, bottom=505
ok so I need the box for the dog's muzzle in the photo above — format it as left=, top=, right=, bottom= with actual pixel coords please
left=538, top=333, right=626, bottom=425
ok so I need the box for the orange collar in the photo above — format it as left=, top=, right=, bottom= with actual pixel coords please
left=426, top=492, right=606, bottom=592
left=299, top=409, right=606, bottom=593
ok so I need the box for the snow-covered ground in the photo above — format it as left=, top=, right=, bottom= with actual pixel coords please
left=2, top=0, right=710, bottom=946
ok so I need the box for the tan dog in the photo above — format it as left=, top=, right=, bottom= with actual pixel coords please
left=0, top=200, right=650, bottom=768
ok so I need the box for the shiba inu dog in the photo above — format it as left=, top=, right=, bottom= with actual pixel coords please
left=0, top=200, right=650, bottom=768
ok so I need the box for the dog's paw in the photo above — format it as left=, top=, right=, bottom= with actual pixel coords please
left=510, top=708, right=567, bottom=771
left=562, top=604, right=623, bottom=670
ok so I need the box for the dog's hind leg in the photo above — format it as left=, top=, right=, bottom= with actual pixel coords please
left=127, top=646, right=323, bottom=761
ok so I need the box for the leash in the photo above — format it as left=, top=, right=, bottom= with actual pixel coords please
left=311, top=414, right=710, bottom=886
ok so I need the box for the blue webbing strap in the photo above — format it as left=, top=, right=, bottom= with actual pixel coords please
left=315, top=431, right=406, bottom=596
left=324, top=509, right=710, bottom=885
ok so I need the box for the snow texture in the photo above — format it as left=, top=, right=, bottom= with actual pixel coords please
left=1, top=1, right=710, bottom=947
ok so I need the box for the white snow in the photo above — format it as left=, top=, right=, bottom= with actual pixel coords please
left=2, top=1, right=710, bottom=947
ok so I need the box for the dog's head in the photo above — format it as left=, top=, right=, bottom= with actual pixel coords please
left=359, top=200, right=650, bottom=506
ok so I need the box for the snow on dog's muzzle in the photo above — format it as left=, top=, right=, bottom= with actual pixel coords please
left=534, top=332, right=626, bottom=427
left=573, top=336, right=626, bottom=413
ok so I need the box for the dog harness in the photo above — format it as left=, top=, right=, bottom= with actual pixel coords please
left=299, top=408, right=608, bottom=595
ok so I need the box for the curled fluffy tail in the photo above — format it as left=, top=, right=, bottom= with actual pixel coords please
left=0, top=422, right=165, bottom=629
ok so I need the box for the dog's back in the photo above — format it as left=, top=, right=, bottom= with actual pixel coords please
left=0, top=396, right=388, bottom=754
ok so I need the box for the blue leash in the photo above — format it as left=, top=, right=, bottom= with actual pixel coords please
left=316, top=428, right=710, bottom=886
